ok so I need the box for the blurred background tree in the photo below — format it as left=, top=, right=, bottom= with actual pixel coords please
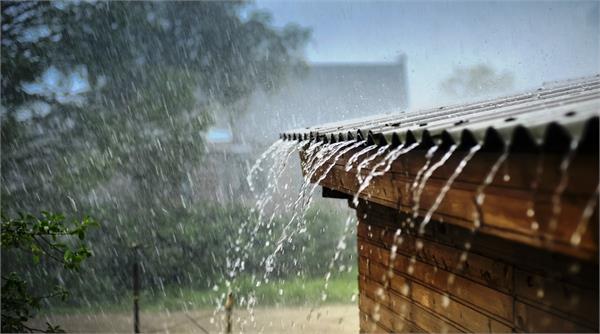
left=440, top=63, right=514, bottom=99
left=1, top=1, right=332, bottom=308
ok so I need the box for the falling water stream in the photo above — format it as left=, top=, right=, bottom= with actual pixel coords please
left=356, top=145, right=390, bottom=184
left=265, top=140, right=359, bottom=278
left=472, top=147, right=510, bottom=229
left=412, top=145, right=458, bottom=224
left=345, top=145, right=378, bottom=172
left=352, top=143, right=420, bottom=206
left=570, top=184, right=600, bottom=246
left=548, top=140, right=579, bottom=231
left=240, top=131, right=593, bottom=332
left=418, top=144, right=482, bottom=234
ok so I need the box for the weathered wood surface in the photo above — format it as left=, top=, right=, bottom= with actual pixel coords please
left=302, top=146, right=598, bottom=260
left=356, top=202, right=599, bottom=333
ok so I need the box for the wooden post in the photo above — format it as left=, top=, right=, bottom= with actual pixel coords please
left=132, top=245, right=140, bottom=333
left=225, top=292, right=234, bottom=333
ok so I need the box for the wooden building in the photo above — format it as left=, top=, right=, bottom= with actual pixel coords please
left=281, top=76, right=599, bottom=332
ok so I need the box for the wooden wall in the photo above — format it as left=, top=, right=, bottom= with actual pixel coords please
left=312, top=146, right=599, bottom=261
left=356, top=201, right=599, bottom=333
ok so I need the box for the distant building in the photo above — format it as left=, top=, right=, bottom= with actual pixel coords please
left=198, top=57, right=409, bottom=202
left=237, top=56, right=409, bottom=145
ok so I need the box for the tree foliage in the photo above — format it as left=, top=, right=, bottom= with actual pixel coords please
left=1, top=212, right=97, bottom=333
left=1, top=0, right=315, bottom=312
left=440, top=63, right=514, bottom=99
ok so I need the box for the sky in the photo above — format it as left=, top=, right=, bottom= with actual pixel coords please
left=254, top=0, right=600, bottom=109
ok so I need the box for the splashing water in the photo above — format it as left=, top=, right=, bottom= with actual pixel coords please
left=570, top=184, right=600, bottom=246
left=265, top=140, right=357, bottom=276
left=322, top=216, right=355, bottom=293
left=219, top=139, right=302, bottom=327
left=418, top=144, right=482, bottom=234
left=548, top=140, right=578, bottom=231
left=353, top=143, right=420, bottom=206
left=247, top=139, right=284, bottom=193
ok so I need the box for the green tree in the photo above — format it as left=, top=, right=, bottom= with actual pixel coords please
left=1, top=1, right=310, bottom=299
left=1, top=212, right=97, bottom=332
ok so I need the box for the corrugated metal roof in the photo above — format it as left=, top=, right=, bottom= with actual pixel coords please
left=280, top=75, right=600, bottom=153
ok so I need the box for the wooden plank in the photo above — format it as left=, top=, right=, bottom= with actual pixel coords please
left=364, top=259, right=512, bottom=333
left=410, top=282, right=513, bottom=333
left=427, top=217, right=599, bottom=290
left=354, top=185, right=599, bottom=333
left=310, top=146, right=599, bottom=260
left=360, top=237, right=515, bottom=322
left=361, top=289, right=457, bottom=333
left=515, top=300, right=595, bottom=332
left=514, top=269, right=599, bottom=327
left=359, top=310, right=394, bottom=334
left=359, top=220, right=514, bottom=294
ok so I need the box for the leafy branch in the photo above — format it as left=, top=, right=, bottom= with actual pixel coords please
left=1, top=212, right=98, bottom=333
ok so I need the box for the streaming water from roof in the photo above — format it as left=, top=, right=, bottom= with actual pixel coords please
left=307, top=140, right=367, bottom=207
left=570, top=184, right=600, bottom=246
left=247, top=139, right=285, bottom=193
left=229, top=140, right=299, bottom=279
left=472, top=147, right=510, bottom=229
left=265, top=140, right=356, bottom=276
left=412, top=145, right=458, bottom=223
left=418, top=144, right=482, bottom=234
left=548, top=140, right=579, bottom=231
left=527, top=153, right=545, bottom=232
left=345, top=145, right=378, bottom=172
left=356, top=145, right=390, bottom=184
left=322, top=215, right=355, bottom=301
left=444, top=146, right=510, bottom=299
left=352, top=142, right=420, bottom=206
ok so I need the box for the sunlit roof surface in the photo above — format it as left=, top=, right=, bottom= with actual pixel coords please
left=281, top=75, right=600, bottom=153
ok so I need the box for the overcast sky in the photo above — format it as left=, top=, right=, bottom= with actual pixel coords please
left=254, top=0, right=600, bottom=109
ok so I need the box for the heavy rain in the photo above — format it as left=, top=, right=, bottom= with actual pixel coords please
left=1, top=1, right=599, bottom=334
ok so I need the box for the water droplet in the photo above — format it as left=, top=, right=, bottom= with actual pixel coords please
left=441, top=295, right=451, bottom=308
left=569, top=263, right=581, bottom=274
left=401, top=283, right=410, bottom=295
left=536, top=289, right=545, bottom=298
left=526, top=208, right=535, bottom=217
left=570, top=233, right=582, bottom=246
left=531, top=221, right=539, bottom=231
left=503, top=174, right=511, bottom=182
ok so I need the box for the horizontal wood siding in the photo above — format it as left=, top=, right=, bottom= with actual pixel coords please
left=306, top=147, right=598, bottom=260
left=356, top=201, right=599, bottom=333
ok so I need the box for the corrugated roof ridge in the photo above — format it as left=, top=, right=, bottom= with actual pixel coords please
left=280, top=75, right=600, bottom=149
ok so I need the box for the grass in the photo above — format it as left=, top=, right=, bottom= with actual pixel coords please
left=41, top=271, right=358, bottom=315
